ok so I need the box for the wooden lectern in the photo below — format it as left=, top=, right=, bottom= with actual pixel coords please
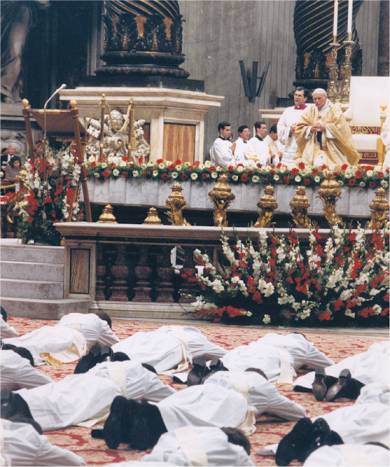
left=21, top=99, right=92, bottom=222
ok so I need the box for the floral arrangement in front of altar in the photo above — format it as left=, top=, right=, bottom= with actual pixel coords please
left=12, top=143, right=81, bottom=245
left=85, top=157, right=389, bottom=189
left=182, top=226, right=389, bottom=326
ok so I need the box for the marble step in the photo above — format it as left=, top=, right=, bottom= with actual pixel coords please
left=91, top=301, right=196, bottom=320
left=1, top=297, right=91, bottom=320
left=0, top=261, right=64, bottom=282
left=0, top=278, right=63, bottom=300
left=0, top=244, right=64, bottom=264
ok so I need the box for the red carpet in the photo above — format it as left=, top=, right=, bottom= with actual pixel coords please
left=8, top=316, right=385, bottom=466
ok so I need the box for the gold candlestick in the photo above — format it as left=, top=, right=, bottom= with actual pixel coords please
left=290, top=186, right=312, bottom=229
left=318, top=174, right=343, bottom=226
left=165, top=182, right=190, bottom=226
left=327, top=40, right=340, bottom=103
left=255, top=185, right=278, bottom=228
left=99, top=94, right=106, bottom=163
left=340, top=39, right=354, bottom=103
left=208, top=174, right=235, bottom=227
left=366, top=188, right=389, bottom=230
left=98, top=204, right=117, bottom=223
left=127, top=99, right=135, bottom=161
left=143, top=207, right=162, bottom=225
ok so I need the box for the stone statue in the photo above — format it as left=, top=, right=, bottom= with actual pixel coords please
left=1, top=1, right=49, bottom=102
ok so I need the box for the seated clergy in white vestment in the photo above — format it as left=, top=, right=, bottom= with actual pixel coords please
left=293, top=340, right=390, bottom=393
left=112, top=326, right=226, bottom=374
left=4, top=311, right=119, bottom=364
left=222, top=333, right=332, bottom=383
left=209, top=121, right=235, bottom=167
left=14, top=360, right=175, bottom=431
left=204, top=369, right=306, bottom=420
left=1, top=350, right=52, bottom=391
left=303, top=443, right=390, bottom=467
left=248, top=121, right=271, bottom=165
left=142, top=426, right=254, bottom=466
left=93, top=385, right=256, bottom=450
left=1, top=419, right=85, bottom=466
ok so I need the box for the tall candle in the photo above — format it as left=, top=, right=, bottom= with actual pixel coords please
left=347, top=0, right=353, bottom=36
left=333, top=0, right=339, bottom=39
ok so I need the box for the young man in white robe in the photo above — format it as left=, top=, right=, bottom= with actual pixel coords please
left=112, top=325, right=226, bottom=374
left=264, top=125, right=285, bottom=165
left=142, top=426, right=254, bottom=466
left=222, top=332, right=332, bottom=383
left=93, top=384, right=256, bottom=450
left=247, top=121, right=271, bottom=165
left=204, top=368, right=306, bottom=420
left=277, top=87, right=309, bottom=167
left=1, top=349, right=53, bottom=391
left=4, top=311, right=119, bottom=364
left=14, top=360, right=175, bottom=431
left=209, top=121, right=235, bottom=168
left=1, top=419, right=85, bottom=466
left=232, top=125, right=252, bottom=165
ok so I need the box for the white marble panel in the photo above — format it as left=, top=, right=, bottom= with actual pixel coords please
left=349, top=188, right=369, bottom=217
left=240, top=185, right=261, bottom=211
left=93, top=179, right=110, bottom=203
left=108, top=178, right=126, bottom=204
left=125, top=179, right=146, bottom=205
left=310, top=190, right=324, bottom=216
left=157, top=182, right=173, bottom=208
left=275, top=185, right=295, bottom=213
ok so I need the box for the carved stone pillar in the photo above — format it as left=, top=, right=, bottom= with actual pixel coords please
left=155, top=247, right=175, bottom=303
left=110, top=244, right=128, bottom=300
left=96, top=247, right=106, bottom=300
left=103, top=245, right=118, bottom=300
left=133, top=245, right=153, bottom=302
left=126, top=245, right=138, bottom=301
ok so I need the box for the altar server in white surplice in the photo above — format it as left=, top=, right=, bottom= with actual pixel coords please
left=304, top=444, right=390, bottom=467
left=293, top=340, right=390, bottom=392
left=143, top=427, right=255, bottom=466
left=209, top=121, right=235, bottom=167
left=113, top=326, right=225, bottom=373
left=158, top=384, right=256, bottom=436
left=232, top=125, right=252, bottom=165
left=204, top=369, right=306, bottom=420
left=15, top=360, right=174, bottom=431
left=4, top=311, right=118, bottom=364
left=1, top=419, right=86, bottom=466
left=277, top=87, right=310, bottom=166
left=247, top=121, right=271, bottom=165
left=1, top=350, right=52, bottom=391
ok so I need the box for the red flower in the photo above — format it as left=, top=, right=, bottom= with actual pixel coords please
left=161, top=173, right=169, bottom=180
left=283, top=176, right=290, bottom=184
left=355, top=170, right=363, bottom=179
left=298, top=162, right=305, bottom=170
left=227, top=165, right=234, bottom=172
left=291, top=168, right=299, bottom=175
left=348, top=178, right=356, bottom=187
left=318, top=311, right=331, bottom=321
left=369, top=181, right=377, bottom=189
left=252, top=291, right=262, bottom=303
left=90, top=161, right=96, bottom=168
left=192, top=161, right=200, bottom=168
left=156, top=158, right=164, bottom=164
left=201, top=173, right=210, bottom=180
left=102, top=169, right=111, bottom=177
left=334, top=299, right=344, bottom=311
left=175, top=159, right=182, bottom=165
left=209, top=166, right=216, bottom=172
left=240, top=174, right=249, bottom=183
left=303, top=178, right=311, bottom=186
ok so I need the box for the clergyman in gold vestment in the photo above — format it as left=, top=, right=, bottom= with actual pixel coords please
left=294, top=88, right=360, bottom=167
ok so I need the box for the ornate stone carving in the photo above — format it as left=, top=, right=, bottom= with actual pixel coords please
left=255, top=185, right=278, bottom=228
left=290, top=186, right=312, bottom=229
left=143, top=207, right=162, bottom=224
left=165, top=182, right=190, bottom=226
left=366, top=188, right=389, bottom=230
left=208, top=174, right=235, bottom=227
left=98, top=204, right=117, bottom=223
left=133, top=246, right=153, bottom=302
left=318, top=174, right=343, bottom=227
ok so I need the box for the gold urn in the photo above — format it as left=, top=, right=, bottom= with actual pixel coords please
left=255, top=185, right=278, bottom=228
left=97, top=204, right=117, bottom=223
left=143, top=207, right=162, bottom=225
left=208, top=174, right=235, bottom=227
left=165, top=182, right=190, bottom=226
left=290, top=186, right=312, bottom=229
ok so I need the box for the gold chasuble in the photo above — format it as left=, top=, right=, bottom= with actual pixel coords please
left=295, top=102, right=360, bottom=167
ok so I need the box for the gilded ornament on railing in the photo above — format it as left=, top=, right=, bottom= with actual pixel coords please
left=208, top=174, right=235, bottom=227
left=290, top=186, right=313, bottom=229
left=165, top=182, right=190, bottom=226
left=143, top=207, right=162, bottom=225
left=254, top=185, right=278, bottom=228
left=318, top=174, right=343, bottom=226
left=366, top=188, right=389, bottom=230
left=98, top=204, right=117, bottom=223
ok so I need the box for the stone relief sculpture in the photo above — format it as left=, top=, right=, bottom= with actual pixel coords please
left=1, top=1, right=49, bottom=102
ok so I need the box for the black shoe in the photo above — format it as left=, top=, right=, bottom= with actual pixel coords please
left=187, top=363, right=210, bottom=386
left=312, top=368, right=328, bottom=401
left=302, top=418, right=343, bottom=462
left=275, top=417, right=314, bottom=466
left=325, top=369, right=352, bottom=402
left=101, top=396, right=127, bottom=449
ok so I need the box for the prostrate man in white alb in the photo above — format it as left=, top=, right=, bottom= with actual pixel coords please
left=232, top=125, right=252, bottom=164
left=209, top=121, right=234, bottom=167
left=247, top=121, right=271, bottom=165
left=277, top=87, right=309, bottom=167
left=4, top=311, right=119, bottom=364
left=1, top=419, right=86, bottom=466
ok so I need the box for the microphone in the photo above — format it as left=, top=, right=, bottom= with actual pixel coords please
left=43, top=83, right=67, bottom=141
left=44, top=83, right=67, bottom=110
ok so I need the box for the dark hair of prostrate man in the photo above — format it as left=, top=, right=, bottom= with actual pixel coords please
left=2, top=343, right=35, bottom=367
